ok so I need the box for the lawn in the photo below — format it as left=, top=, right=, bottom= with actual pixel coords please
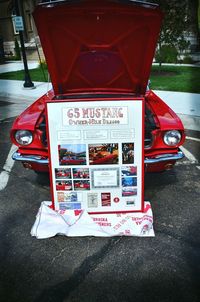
left=0, top=66, right=48, bottom=82
left=0, top=64, right=199, bottom=93
left=150, top=65, right=200, bottom=94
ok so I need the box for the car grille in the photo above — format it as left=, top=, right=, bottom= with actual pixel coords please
left=38, top=116, right=48, bottom=147
left=144, top=133, right=153, bottom=148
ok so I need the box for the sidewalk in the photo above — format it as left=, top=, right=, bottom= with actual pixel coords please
left=0, top=77, right=199, bottom=130
left=0, top=79, right=52, bottom=99
left=0, top=61, right=39, bottom=73
left=154, top=90, right=200, bottom=131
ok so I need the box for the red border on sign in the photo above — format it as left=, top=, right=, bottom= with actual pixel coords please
left=45, top=97, right=145, bottom=214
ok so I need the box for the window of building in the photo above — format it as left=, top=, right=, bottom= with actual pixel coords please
left=26, top=11, right=33, bottom=32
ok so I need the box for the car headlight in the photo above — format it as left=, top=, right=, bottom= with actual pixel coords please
left=15, top=130, right=33, bottom=146
left=164, top=130, right=181, bottom=146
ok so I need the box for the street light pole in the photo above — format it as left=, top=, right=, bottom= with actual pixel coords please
left=15, top=0, right=34, bottom=89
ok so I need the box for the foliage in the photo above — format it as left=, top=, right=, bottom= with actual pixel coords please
left=155, top=45, right=178, bottom=64
left=182, top=56, right=194, bottom=64
left=151, top=0, right=200, bottom=64
left=152, top=1, right=189, bottom=41
left=39, top=59, right=47, bottom=69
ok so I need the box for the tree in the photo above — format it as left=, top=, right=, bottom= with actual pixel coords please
left=150, top=0, right=190, bottom=65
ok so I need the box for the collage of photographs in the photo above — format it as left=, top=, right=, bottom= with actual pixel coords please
left=54, top=141, right=138, bottom=210
left=58, top=143, right=134, bottom=166
left=55, top=143, right=137, bottom=210
left=55, top=168, right=90, bottom=192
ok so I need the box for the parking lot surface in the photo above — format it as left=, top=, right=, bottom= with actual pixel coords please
left=0, top=98, right=200, bottom=302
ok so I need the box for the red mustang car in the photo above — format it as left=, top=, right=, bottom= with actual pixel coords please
left=90, top=154, right=118, bottom=165
left=122, top=188, right=137, bottom=197
left=74, top=181, right=90, bottom=190
left=56, top=171, right=71, bottom=178
left=60, top=157, right=86, bottom=166
left=56, top=182, right=72, bottom=191
left=10, top=0, right=185, bottom=173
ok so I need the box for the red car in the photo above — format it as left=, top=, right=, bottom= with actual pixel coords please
left=73, top=172, right=89, bottom=179
left=122, top=188, right=137, bottom=197
left=74, top=181, right=90, bottom=190
left=56, top=171, right=71, bottom=178
left=56, top=183, right=72, bottom=191
left=60, top=157, right=86, bottom=166
left=11, top=0, right=185, bottom=173
left=90, top=154, right=118, bottom=165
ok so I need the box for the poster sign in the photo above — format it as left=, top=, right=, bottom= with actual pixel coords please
left=46, top=99, right=144, bottom=213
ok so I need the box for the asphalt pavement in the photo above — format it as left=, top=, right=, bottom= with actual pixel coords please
left=0, top=115, right=199, bottom=302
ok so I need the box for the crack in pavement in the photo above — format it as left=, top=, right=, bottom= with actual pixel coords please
left=34, top=237, right=121, bottom=302
left=51, top=247, right=70, bottom=265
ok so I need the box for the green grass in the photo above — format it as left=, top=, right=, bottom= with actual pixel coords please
left=0, top=65, right=199, bottom=93
left=150, top=65, right=200, bottom=93
left=0, top=66, right=48, bottom=82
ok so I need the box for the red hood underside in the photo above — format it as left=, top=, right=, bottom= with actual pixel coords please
left=34, top=0, right=163, bottom=95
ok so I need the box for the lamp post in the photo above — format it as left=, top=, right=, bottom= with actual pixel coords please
left=15, top=0, right=34, bottom=89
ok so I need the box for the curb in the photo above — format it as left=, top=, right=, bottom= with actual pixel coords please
left=177, top=114, right=200, bottom=132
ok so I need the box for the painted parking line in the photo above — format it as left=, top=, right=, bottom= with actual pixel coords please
left=186, top=136, right=200, bottom=143
left=180, top=146, right=198, bottom=163
left=0, top=144, right=17, bottom=191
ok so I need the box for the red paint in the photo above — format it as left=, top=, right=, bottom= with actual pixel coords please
left=10, top=0, right=185, bottom=176
left=33, top=0, right=163, bottom=95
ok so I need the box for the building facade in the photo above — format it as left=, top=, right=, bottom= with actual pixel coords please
left=0, top=0, right=42, bottom=60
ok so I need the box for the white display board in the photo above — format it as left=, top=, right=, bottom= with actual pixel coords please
left=46, top=99, right=144, bottom=213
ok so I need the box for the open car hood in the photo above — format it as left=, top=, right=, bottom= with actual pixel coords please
left=34, top=0, right=163, bottom=95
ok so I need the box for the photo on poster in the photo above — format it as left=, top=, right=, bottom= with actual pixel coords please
left=89, top=143, right=118, bottom=165
left=59, top=203, right=82, bottom=210
left=87, top=193, right=98, bottom=208
left=58, top=144, right=86, bottom=165
left=63, top=192, right=78, bottom=202
left=122, top=187, right=137, bottom=197
left=57, top=192, right=65, bottom=202
left=74, top=179, right=90, bottom=191
left=121, top=166, right=137, bottom=176
left=73, top=168, right=90, bottom=179
left=55, top=168, right=71, bottom=179
left=101, top=192, right=111, bottom=206
left=122, top=177, right=137, bottom=187
left=122, top=143, right=134, bottom=164
left=56, top=180, right=72, bottom=191
left=126, top=199, right=135, bottom=206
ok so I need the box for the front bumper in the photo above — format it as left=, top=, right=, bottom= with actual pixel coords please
left=12, top=150, right=184, bottom=165
left=12, top=152, right=49, bottom=164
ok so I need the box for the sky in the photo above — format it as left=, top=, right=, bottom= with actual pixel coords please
left=61, top=144, right=86, bottom=153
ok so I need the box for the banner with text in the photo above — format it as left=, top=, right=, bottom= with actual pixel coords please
left=46, top=99, right=144, bottom=213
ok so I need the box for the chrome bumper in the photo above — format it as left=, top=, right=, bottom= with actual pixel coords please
left=144, top=150, right=184, bottom=164
left=12, top=152, right=49, bottom=164
left=12, top=150, right=184, bottom=165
